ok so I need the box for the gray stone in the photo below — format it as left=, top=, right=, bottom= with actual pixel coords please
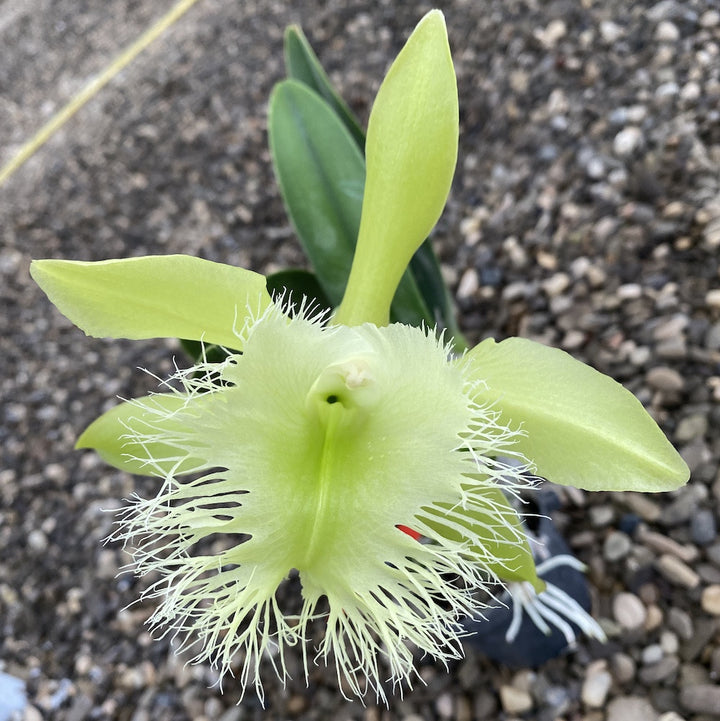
left=706, top=323, right=720, bottom=350
left=707, top=542, right=720, bottom=567
left=646, top=366, right=685, bottom=393
left=611, top=652, right=636, bottom=683
left=655, top=20, right=680, bottom=42
left=660, top=489, right=700, bottom=526
left=668, top=608, right=694, bottom=641
left=680, top=684, right=720, bottom=715
left=675, top=413, right=708, bottom=443
left=701, top=9, right=720, bottom=27
left=604, top=530, right=632, bottom=561
left=690, top=509, right=717, bottom=545
left=590, top=505, right=615, bottom=527
left=435, top=692, right=454, bottom=719
left=642, top=644, right=664, bottom=665
left=639, top=655, right=680, bottom=684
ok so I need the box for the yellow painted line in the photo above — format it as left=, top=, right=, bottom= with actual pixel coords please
left=0, top=0, right=202, bottom=187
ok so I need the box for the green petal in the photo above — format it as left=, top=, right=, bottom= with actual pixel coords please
left=282, top=25, right=466, bottom=346
left=423, top=486, right=543, bottom=591
left=336, top=10, right=458, bottom=326
left=462, top=337, right=690, bottom=492
left=30, top=255, right=271, bottom=349
left=76, top=394, right=208, bottom=475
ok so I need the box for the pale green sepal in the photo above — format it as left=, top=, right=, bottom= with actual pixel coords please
left=335, top=10, right=458, bottom=326
left=76, top=394, right=206, bottom=476
left=30, top=255, right=271, bottom=349
left=462, top=337, right=690, bottom=492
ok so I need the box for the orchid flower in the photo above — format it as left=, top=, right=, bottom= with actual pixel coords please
left=30, top=10, right=688, bottom=703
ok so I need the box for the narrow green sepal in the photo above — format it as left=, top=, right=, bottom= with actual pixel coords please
left=461, top=337, right=690, bottom=492
left=336, top=10, right=458, bottom=326
left=283, top=24, right=466, bottom=346
left=30, top=255, right=271, bottom=349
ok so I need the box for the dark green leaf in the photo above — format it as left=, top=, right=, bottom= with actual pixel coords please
left=269, top=79, right=365, bottom=307
left=284, top=25, right=365, bottom=149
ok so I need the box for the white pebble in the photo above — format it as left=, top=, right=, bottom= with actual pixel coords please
left=700, top=9, right=720, bottom=27
left=706, top=289, right=720, bottom=308
left=542, top=272, right=570, bottom=297
left=613, top=127, right=644, bottom=156
left=642, top=644, right=664, bottom=665
left=600, top=20, right=624, bottom=42
left=27, top=529, right=48, bottom=552
left=655, top=21, right=680, bottom=42
left=613, top=592, right=647, bottom=630
left=582, top=668, right=612, bottom=708
left=681, top=82, right=701, bottom=102
left=701, top=585, right=720, bottom=615
left=456, top=267, right=479, bottom=299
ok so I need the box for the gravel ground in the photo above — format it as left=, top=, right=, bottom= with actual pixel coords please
left=2, top=1, right=720, bottom=720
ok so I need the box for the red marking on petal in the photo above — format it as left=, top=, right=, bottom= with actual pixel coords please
left=396, top=524, right=422, bottom=541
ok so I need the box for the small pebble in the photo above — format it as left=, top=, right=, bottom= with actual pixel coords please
left=457, top=268, right=479, bottom=299
left=590, top=505, right=614, bottom=527
left=604, top=530, right=632, bottom=561
left=582, top=667, right=612, bottom=708
left=642, top=644, right=664, bottom=665
left=613, top=592, right=647, bottom=630
left=639, top=655, right=680, bottom=684
left=646, top=367, right=685, bottom=393
left=655, top=20, right=680, bottom=42
left=607, top=695, right=659, bottom=721
left=613, top=127, right=644, bottom=156
left=499, top=685, right=533, bottom=715
left=655, top=554, right=701, bottom=588
left=27, top=529, right=48, bottom=552
left=542, top=272, right=570, bottom=297
left=435, top=692, right=453, bottom=719
left=700, top=584, right=720, bottom=615
left=660, top=630, right=679, bottom=655
left=675, top=414, right=708, bottom=443
left=690, top=509, right=717, bottom=545
left=611, top=652, right=636, bottom=683
left=680, top=684, right=720, bottom=715
left=644, top=604, right=664, bottom=632
left=700, top=9, right=720, bottom=27
left=668, top=608, right=694, bottom=641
